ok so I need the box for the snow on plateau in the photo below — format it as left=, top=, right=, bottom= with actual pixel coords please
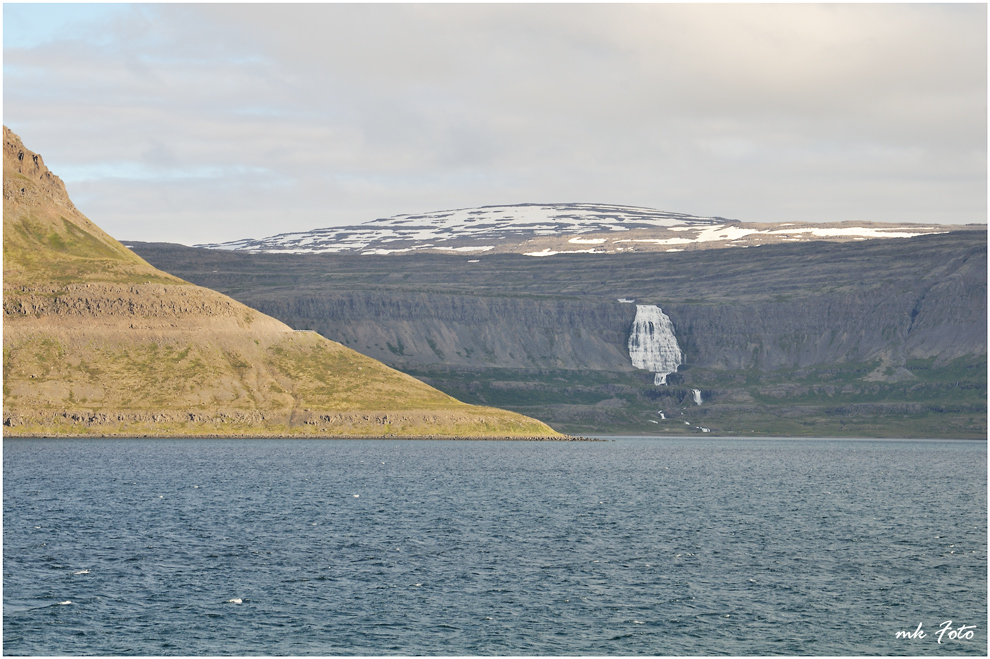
left=196, top=203, right=947, bottom=255
left=197, top=203, right=721, bottom=253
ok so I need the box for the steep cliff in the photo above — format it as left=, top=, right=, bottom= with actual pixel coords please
left=134, top=235, right=985, bottom=369
left=2, top=127, right=560, bottom=438
left=132, top=232, right=986, bottom=438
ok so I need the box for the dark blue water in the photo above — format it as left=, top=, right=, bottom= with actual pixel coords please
left=4, top=437, right=986, bottom=655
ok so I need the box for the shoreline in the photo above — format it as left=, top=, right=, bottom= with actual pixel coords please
left=8, top=434, right=983, bottom=441
left=2, top=432, right=603, bottom=441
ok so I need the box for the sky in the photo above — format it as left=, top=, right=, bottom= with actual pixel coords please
left=3, top=3, right=987, bottom=245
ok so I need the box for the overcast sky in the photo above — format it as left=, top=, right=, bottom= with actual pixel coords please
left=4, top=3, right=986, bottom=245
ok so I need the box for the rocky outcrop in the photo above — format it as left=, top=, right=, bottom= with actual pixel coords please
left=3, top=126, right=78, bottom=212
left=1, top=408, right=574, bottom=440
left=4, top=284, right=244, bottom=319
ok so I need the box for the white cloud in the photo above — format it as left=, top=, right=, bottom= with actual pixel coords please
left=3, top=4, right=985, bottom=244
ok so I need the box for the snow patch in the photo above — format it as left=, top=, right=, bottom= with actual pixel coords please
left=770, top=227, right=939, bottom=239
left=433, top=245, right=495, bottom=252
left=692, top=225, right=760, bottom=242
left=524, top=248, right=598, bottom=257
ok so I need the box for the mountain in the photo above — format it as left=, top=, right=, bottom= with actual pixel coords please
left=197, top=202, right=954, bottom=256
left=133, top=223, right=987, bottom=439
left=2, top=127, right=560, bottom=438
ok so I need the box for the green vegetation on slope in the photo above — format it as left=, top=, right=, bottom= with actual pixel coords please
left=406, top=355, right=987, bottom=438
left=4, top=214, right=180, bottom=287
left=3, top=329, right=558, bottom=438
left=3, top=129, right=182, bottom=288
left=3, top=126, right=561, bottom=438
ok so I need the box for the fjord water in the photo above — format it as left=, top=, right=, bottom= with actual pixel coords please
left=4, top=438, right=985, bottom=656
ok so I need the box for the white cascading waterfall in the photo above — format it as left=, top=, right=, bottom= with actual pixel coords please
left=627, top=304, right=683, bottom=385
left=692, top=389, right=703, bottom=405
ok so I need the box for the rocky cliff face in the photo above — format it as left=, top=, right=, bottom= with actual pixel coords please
left=133, top=230, right=986, bottom=370
left=4, top=284, right=245, bottom=320
left=3, top=126, right=78, bottom=213
left=131, top=232, right=987, bottom=438
left=252, top=292, right=637, bottom=370
left=237, top=258, right=985, bottom=375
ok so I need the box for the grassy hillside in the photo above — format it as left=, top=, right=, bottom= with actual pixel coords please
left=3, top=129, right=179, bottom=288
left=2, top=127, right=560, bottom=438
left=401, top=357, right=986, bottom=438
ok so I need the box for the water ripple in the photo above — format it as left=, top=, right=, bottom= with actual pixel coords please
left=3, top=437, right=986, bottom=655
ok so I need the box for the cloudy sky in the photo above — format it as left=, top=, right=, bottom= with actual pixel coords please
left=3, top=3, right=986, bottom=245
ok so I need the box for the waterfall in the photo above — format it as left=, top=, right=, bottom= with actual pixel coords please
left=692, top=389, right=703, bottom=405
left=628, top=304, right=683, bottom=386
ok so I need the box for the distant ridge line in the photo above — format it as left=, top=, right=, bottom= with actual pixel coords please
left=196, top=201, right=955, bottom=257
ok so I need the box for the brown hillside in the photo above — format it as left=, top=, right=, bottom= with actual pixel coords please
left=2, top=127, right=561, bottom=438
left=3, top=127, right=179, bottom=287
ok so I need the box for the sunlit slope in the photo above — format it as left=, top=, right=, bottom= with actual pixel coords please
left=2, top=127, right=559, bottom=437
left=3, top=128, right=180, bottom=287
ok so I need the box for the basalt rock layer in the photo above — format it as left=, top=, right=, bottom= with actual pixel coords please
left=131, top=228, right=987, bottom=438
